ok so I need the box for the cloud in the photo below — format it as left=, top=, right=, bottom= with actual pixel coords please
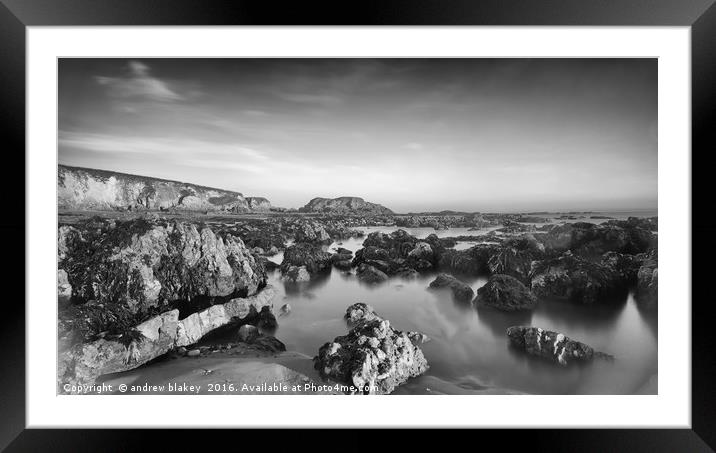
left=404, top=142, right=423, bottom=150
left=275, top=92, right=343, bottom=106
left=95, top=60, right=184, bottom=102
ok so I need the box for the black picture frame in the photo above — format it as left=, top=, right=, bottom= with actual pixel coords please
left=2, top=0, right=713, bottom=450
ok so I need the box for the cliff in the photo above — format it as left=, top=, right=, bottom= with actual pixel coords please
left=246, top=197, right=272, bottom=211
left=58, top=165, right=268, bottom=212
left=299, top=197, right=393, bottom=215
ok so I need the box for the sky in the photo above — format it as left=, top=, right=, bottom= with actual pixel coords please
left=58, top=58, right=657, bottom=213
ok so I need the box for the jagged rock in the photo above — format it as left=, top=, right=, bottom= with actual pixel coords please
left=357, top=264, right=389, bottom=284
left=530, top=252, right=627, bottom=304
left=294, top=221, right=331, bottom=243
left=279, top=303, right=292, bottom=317
left=407, top=331, right=431, bottom=345
left=344, top=303, right=382, bottom=326
left=428, top=273, right=474, bottom=302
left=256, top=306, right=278, bottom=330
left=59, top=219, right=266, bottom=334
left=474, top=274, right=537, bottom=311
left=281, top=265, right=311, bottom=283
left=238, top=324, right=259, bottom=342
left=507, top=326, right=613, bottom=365
left=408, top=242, right=433, bottom=260
left=487, top=235, right=544, bottom=283
left=280, top=243, right=332, bottom=275
left=58, top=164, right=253, bottom=212
left=58, top=269, right=72, bottom=299
left=314, top=317, right=428, bottom=394
left=59, top=286, right=276, bottom=387
left=299, top=196, right=393, bottom=215
left=252, top=335, right=286, bottom=353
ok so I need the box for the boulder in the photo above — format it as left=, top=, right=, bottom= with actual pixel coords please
left=474, top=274, right=537, bottom=311
left=280, top=243, right=332, bottom=275
left=344, top=303, right=382, bottom=326
left=530, top=252, right=627, bottom=304
left=314, top=317, right=428, bottom=394
left=636, top=251, right=658, bottom=309
left=507, top=326, right=613, bottom=365
left=357, top=264, right=389, bottom=284
left=294, top=221, right=331, bottom=244
left=428, top=273, right=474, bottom=302
left=281, top=265, right=311, bottom=283
left=238, top=324, right=259, bottom=343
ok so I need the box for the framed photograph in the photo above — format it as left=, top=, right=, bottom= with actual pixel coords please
left=4, top=0, right=713, bottom=449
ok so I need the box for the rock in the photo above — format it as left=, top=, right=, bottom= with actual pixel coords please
left=186, top=349, right=201, bottom=357
left=294, top=221, right=331, bottom=244
left=530, top=252, right=627, bottom=304
left=407, top=331, right=431, bottom=345
left=59, top=219, right=266, bottom=337
left=238, top=324, right=259, bottom=343
left=356, top=264, right=389, bottom=284
left=396, top=268, right=419, bottom=280
left=344, top=303, right=382, bottom=326
left=177, top=346, right=187, bottom=356
left=59, top=286, right=277, bottom=386
left=507, top=326, right=613, bottom=365
left=299, top=196, right=393, bottom=215
left=538, top=220, right=656, bottom=257
left=279, top=303, right=292, bottom=317
left=314, top=317, right=428, bottom=394
left=281, top=265, right=311, bottom=283
left=58, top=269, right=73, bottom=299
left=333, top=259, right=353, bottom=270
left=487, top=235, right=544, bottom=283
left=280, top=243, right=332, bottom=275
left=408, top=242, right=433, bottom=260
left=428, top=273, right=474, bottom=302
left=58, top=164, right=253, bottom=212
left=636, top=251, right=658, bottom=309
left=252, top=335, right=286, bottom=353
left=256, top=306, right=278, bottom=330
left=474, top=274, right=537, bottom=311
left=258, top=257, right=280, bottom=272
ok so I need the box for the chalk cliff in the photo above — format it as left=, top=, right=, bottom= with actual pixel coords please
left=58, top=165, right=269, bottom=212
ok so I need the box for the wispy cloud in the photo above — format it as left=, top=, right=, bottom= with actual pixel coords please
left=95, top=60, right=184, bottom=102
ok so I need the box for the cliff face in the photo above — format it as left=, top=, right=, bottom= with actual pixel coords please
left=299, top=197, right=393, bottom=215
left=58, top=165, right=265, bottom=212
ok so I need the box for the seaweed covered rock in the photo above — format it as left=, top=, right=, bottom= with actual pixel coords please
left=353, top=230, right=441, bottom=276
left=530, top=252, right=627, bottom=304
left=314, top=314, right=428, bottom=394
left=487, top=235, right=544, bottom=283
left=538, top=220, right=656, bottom=257
left=58, top=219, right=266, bottom=332
left=280, top=242, right=332, bottom=276
left=507, top=326, right=613, bottom=365
left=356, top=264, right=389, bottom=284
left=636, top=250, right=658, bottom=309
left=474, top=274, right=537, bottom=311
left=428, top=273, right=474, bottom=302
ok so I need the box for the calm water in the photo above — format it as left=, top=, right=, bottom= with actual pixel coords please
left=265, top=219, right=658, bottom=395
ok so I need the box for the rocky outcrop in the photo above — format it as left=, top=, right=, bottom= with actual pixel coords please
left=352, top=230, right=445, bottom=278
left=245, top=197, right=271, bottom=211
left=507, top=326, right=613, bottom=365
left=58, top=165, right=271, bottom=212
left=58, top=286, right=276, bottom=387
left=357, top=264, right=389, bottom=284
left=280, top=243, right=332, bottom=276
left=294, top=221, right=331, bottom=244
left=474, top=274, right=537, bottom=311
left=487, top=235, right=544, bottom=282
left=313, top=304, right=428, bottom=394
left=299, top=196, right=393, bottom=215
left=428, top=273, right=474, bottom=302
left=57, top=218, right=267, bottom=342
left=530, top=252, right=627, bottom=304
left=537, top=220, right=656, bottom=257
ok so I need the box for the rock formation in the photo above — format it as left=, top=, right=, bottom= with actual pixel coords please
left=313, top=304, right=428, bottom=394
left=299, top=196, right=393, bottom=215
left=474, top=274, right=537, bottom=311
left=428, top=273, right=474, bottom=302
left=245, top=197, right=272, bottom=211
left=58, top=165, right=270, bottom=212
left=506, top=326, right=613, bottom=365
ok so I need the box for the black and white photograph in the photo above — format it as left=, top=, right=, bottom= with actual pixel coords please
left=56, top=57, right=658, bottom=396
